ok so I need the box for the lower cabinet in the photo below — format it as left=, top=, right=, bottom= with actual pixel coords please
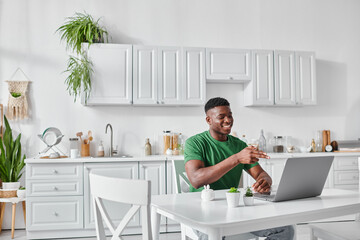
left=331, top=156, right=359, bottom=189
left=83, top=162, right=140, bottom=230
left=27, top=196, right=83, bottom=231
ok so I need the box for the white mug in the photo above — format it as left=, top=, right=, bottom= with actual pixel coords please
left=70, top=149, right=79, bottom=159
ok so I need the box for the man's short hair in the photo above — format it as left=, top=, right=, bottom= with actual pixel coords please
left=204, top=97, right=230, bottom=113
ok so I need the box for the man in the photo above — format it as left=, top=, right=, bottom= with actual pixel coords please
left=184, top=97, right=294, bottom=240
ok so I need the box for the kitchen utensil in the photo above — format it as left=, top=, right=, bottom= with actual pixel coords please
left=88, top=130, right=92, bottom=138
left=76, top=132, right=83, bottom=142
left=88, top=136, right=93, bottom=142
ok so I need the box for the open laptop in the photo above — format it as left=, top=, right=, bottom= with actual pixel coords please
left=254, top=156, right=334, bottom=202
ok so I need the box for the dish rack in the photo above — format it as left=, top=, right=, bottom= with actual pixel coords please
left=37, top=127, right=66, bottom=157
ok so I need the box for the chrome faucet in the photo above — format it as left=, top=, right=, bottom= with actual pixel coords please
left=105, top=123, right=113, bottom=157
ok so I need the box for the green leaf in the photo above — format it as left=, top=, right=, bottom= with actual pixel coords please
left=0, top=116, right=26, bottom=183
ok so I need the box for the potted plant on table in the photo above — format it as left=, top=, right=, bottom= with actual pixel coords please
left=226, top=187, right=240, bottom=208
left=56, top=12, right=109, bottom=103
left=0, top=116, right=26, bottom=193
left=243, top=187, right=254, bottom=206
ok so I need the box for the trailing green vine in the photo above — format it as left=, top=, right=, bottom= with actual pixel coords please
left=57, top=12, right=109, bottom=103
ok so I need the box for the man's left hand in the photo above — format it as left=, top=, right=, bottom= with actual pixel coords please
left=252, top=175, right=272, bottom=193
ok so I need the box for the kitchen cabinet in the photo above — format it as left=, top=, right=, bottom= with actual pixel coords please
left=133, top=46, right=182, bottom=105
left=83, top=44, right=133, bottom=105
left=245, top=50, right=316, bottom=106
left=244, top=50, right=274, bottom=106
left=274, top=50, right=297, bottom=105
left=139, top=161, right=166, bottom=225
left=26, top=163, right=84, bottom=231
left=133, top=46, right=205, bottom=105
left=132, top=45, right=158, bottom=104
left=206, top=48, right=251, bottom=82
left=158, top=47, right=182, bottom=104
left=83, top=162, right=140, bottom=230
left=181, top=47, right=206, bottom=105
left=331, top=156, right=359, bottom=189
left=295, top=51, right=316, bottom=105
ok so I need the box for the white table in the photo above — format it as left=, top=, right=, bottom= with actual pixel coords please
left=151, top=189, right=360, bottom=240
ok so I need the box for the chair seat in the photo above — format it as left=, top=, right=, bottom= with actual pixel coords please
left=311, top=222, right=360, bottom=240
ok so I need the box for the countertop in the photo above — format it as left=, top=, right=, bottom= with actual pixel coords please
left=25, top=152, right=360, bottom=163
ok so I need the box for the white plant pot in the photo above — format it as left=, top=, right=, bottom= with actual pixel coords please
left=226, top=192, right=240, bottom=208
left=243, top=196, right=254, bottom=206
left=17, top=189, right=26, bottom=198
left=2, top=182, right=20, bottom=190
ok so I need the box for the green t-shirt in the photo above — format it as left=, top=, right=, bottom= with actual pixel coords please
left=184, top=131, right=258, bottom=192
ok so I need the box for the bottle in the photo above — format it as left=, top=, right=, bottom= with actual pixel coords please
left=97, top=140, right=105, bottom=157
left=163, top=131, right=172, bottom=155
left=311, top=139, right=316, bottom=152
left=178, top=133, right=185, bottom=155
left=145, top=138, right=152, bottom=156
left=258, top=129, right=266, bottom=152
left=315, top=130, right=322, bottom=152
left=240, top=135, right=248, bottom=144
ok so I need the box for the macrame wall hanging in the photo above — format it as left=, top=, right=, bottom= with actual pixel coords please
left=5, top=68, right=31, bottom=120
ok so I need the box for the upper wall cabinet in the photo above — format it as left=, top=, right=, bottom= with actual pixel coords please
left=244, top=50, right=316, bottom=106
left=295, top=51, right=316, bottom=105
left=244, top=50, right=274, bottom=106
left=274, top=50, right=297, bottom=105
left=206, top=48, right=251, bottom=82
left=133, top=45, right=158, bottom=104
left=158, top=47, right=182, bottom=105
left=133, top=46, right=205, bottom=105
left=83, top=44, right=133, bottom=106
left=182, top=47, right=206, bottom=105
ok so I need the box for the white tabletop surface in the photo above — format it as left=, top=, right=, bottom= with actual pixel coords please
left=151, top=188, right=360, bottom=238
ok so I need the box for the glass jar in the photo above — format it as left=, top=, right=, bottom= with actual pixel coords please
left=163, top=131, right=172, bottom=155
left=273, top=136, right=285, bottom=153
left=69, top=138, right=79, bottom=152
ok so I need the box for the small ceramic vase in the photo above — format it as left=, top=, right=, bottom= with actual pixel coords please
left=226, top=192, right=240, bottom=208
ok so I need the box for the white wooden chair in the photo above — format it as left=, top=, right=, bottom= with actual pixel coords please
left=172, top=159, right=258, bottom=240
left=89, top=172, right=152, bottom=240
left=309, top=157, right=360, bottom=240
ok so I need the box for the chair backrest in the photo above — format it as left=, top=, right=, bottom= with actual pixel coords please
left=89, top=172, right=152, bottom=240
left=172, top=159, right=191, bottom=193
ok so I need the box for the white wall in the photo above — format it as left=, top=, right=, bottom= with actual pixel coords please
left=0, top=0, right=360, bottom=228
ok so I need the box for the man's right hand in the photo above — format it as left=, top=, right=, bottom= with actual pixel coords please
left=236, top=146, right=270, bottom=164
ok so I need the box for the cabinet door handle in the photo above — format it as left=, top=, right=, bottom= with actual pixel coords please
left=53, top=170, right=58, bottom=174
left=53, top=186, right=58, bottom=191
left=228, top=76, right=233, bottom=80
left=54, top=212, right=58, bottom=216
left=156, top=101, right=160, bottom=104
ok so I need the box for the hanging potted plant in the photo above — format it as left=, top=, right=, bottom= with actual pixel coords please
left=0, top=116, right=26, bottom=190
left=56, top=12, right=109, bottom=103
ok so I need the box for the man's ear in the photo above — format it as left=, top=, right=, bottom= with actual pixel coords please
left=206, top=115, right=211, bottom=125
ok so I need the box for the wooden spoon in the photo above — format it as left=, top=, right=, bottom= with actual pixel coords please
left=76, top=132, right=83, bottom=142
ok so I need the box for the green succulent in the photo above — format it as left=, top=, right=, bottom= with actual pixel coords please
left=245, top=187, right=253, bottom=197
left=228, top=187, right=239, bottom=193
left=0, top=116, right=26, bottom=182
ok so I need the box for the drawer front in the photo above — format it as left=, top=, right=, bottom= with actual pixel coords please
left=27, top=196, right=83, bottom=230
left=334, top=171, right=359, bottom=185
left=26, top=163, right=83, bottom=180
left=27, top=180, right=83, bottom=196
left=333, top=157, right=359, bottom=170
